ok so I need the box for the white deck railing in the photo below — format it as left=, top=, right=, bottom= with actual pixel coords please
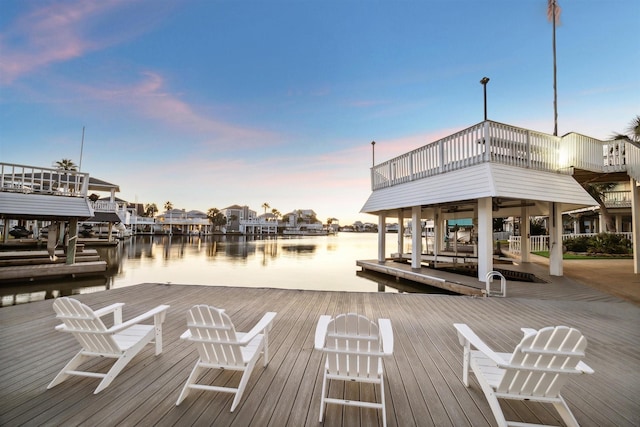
left=509, top=233, right=633, bottom=254
left=0, top=162, right=89, bottom=197
left=371, top=121, right=633, bottom=190
left=603, top=190, right=632, bottom=208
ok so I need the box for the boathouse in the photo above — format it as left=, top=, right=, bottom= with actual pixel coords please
left=361, top=121, right=640, bottom=281
left=0, top=162, right=110, bottom=280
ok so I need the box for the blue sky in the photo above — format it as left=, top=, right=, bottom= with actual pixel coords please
left=1, top=0, right=639, bottom=224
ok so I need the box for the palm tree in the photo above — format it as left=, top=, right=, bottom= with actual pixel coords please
left=271, top=208, right=281, bottom=221
left=164, top=201, right=173, bottom=212
left=55, top=159, right=78, bottom=171
left=584, top=183, right=617, bottom=232
left=144, top=203, right=158, bottom=217
left=207, top=208, right=226, bottom=230
left=611, top=115, right=640, bottom=149
left=547, top=0, right=561, bottom=136
left=261, top=202, right=270, bottom=214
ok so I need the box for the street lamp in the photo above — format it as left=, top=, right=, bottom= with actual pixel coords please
left=480, top=77, right=490, bottom=121
left=371, top=140, right=376, bottom=167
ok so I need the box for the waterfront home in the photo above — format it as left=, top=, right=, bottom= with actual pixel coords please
left=361, top=120, right=640, bottom=280
left=156, top=209, right=212, bottom=235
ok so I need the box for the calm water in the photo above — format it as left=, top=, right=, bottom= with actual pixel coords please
left=2, top=233, right=448, bottom=306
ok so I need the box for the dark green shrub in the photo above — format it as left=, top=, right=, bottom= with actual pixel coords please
left=587, top=233, right=631, bottom=255
left=563, top=236, right=591, bottom=252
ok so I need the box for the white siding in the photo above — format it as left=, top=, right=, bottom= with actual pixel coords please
left=0, top=192, right=94, bottom=219
left=361, top=163, right=596, bottom=214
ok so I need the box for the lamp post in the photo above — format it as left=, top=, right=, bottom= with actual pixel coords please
left=480, top=77, right=490, bottom=121
left=371, top=140, right=376, bottom=167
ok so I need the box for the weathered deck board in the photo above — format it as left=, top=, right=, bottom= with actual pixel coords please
left=0, top=279, right=638, bottom=427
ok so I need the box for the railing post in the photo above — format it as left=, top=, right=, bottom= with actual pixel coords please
left=409, top=152, right=414, bottom=181
left=526, top=130, right=531, bottom=168
left=483, top=121, right=490, bottom=162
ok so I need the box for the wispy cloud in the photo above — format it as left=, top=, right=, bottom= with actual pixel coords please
left=72, top=71, right=280, bottom=147
left=0, top=0, right=174, bottom=85
left=0, top=1, right=122, bottom=83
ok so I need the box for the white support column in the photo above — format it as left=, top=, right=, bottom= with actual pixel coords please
left=397, top=209, right=404, bottom=257
left=573, top=217, right=579, bottom=234
left=477, top=197, right=493, bottom=280
left=377, top=213, right=386, bottom=263
left=631, top=178, right=639, bottom=274
left=549, top=202, right=563, bottom=276
left=433, top=208, right=441, bottom=264
left=520, top=206, right=530, bottom=263
left=615, top=215, right=622, bottom=233
left=411, top=206, right=422, bottom=269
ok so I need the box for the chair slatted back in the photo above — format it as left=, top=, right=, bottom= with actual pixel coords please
left=186, top=305, right=244, bottom=367
left=499, top=326, right=587, bottom=397
left=52, top=297, right=120, bottom=355
left=324, top=313, right=381, bottom=379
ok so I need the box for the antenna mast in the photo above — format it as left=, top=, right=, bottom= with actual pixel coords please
left=79, top=126, right=85, bottom=171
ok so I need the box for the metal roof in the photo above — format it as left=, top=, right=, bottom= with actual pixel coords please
left=0, top=192, right=94, bottom=220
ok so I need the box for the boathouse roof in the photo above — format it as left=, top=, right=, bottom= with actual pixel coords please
left=0, top=192, right=94, bottom=221
left=361, top=162, right=597, bottom=217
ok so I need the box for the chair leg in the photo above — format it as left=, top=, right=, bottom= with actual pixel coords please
left=380, top=377, right=387, bottom=427
left=473, top=372, right=508, bottom=427
left=262, top=333, right=269, bottom=367
left=176, top=361, right=203, bottom=405
left=230, top=359, right=258, bottom=412
left=553, top=397, right=580, bottom=427
left=154, top=322, right=164, bottom=355
left=319, top=369, right=328, bottom=423
left=47, top=351, right=89, bottom=389
left=94, top=353, right=135, bottom=394
left=462, top=344, right=470, bottom=387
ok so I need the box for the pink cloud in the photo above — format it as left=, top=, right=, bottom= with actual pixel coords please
left=73, top=71, right=279, bottom=147
left=0, top=1, right=112, bottom=83
left=0, top=0, right=155, bottom=84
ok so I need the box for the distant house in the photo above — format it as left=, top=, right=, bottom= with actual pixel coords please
left=156, top=209, right=210, bottom=235
left=222, top=205, right=256, bottom=233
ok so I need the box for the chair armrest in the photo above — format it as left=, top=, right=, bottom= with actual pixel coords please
left=314, top=315, right=332, bottom=350
left=453, top=323, right=509, bottom=366
left=180, top=330, right=192, bottom=340
left=378, top=318, right=394, bottom=355
left=521, top=327, right=537, bottom=336
left=577, top=361, right=594, bottom=375
left=108, top=305, right=169, bottom=334
left=94, top=303, right=125, bottom=324
left=238, top=312, right=277, bottom=344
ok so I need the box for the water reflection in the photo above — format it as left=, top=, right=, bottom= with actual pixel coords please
left=1, top=233, right=439, bottom=306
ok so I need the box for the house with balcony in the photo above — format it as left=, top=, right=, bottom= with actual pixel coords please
left=360, top=120, right=640, bottom=281
left=156, top=209, right=211, bottom=235
left=0, top=162, right=109, bottom=279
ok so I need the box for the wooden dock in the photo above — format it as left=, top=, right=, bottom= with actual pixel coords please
left=0, top=249, right=107, bottom=282
left=1, top=279, right=638, bottom=426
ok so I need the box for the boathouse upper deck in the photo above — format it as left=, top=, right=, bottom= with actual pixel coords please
left=370, top=120, right=640, bottom=191
left=0, top=162, right=90, bottom=197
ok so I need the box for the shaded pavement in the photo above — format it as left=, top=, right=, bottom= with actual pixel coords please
left=530, top=255, right=640, bottom=306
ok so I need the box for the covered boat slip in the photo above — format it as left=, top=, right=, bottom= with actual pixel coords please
left=1, top=282, right=637, bottom=426
left=361, top=120, right=640, bottom=280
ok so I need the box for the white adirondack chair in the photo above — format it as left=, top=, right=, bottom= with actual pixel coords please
left=453, top=323, right=594, bottom=427
left=176, top=305, right=277, bottom=411
left=315, top=313, right=394, bottom=427
left=48, top=297, right=170, bottom=394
